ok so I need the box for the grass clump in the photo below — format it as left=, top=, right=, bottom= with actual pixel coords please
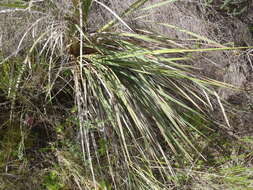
left=0, top=0, right=252, bottom=189
left=205, top=0, right=250, bottom=16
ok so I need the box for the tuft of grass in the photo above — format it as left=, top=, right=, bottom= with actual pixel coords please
left=204, top=0, right=249, bottom=16
left=0, top=0, right=252, bottom=189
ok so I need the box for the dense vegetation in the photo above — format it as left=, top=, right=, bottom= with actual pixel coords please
left=0, top=0, right=252, bottom=189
